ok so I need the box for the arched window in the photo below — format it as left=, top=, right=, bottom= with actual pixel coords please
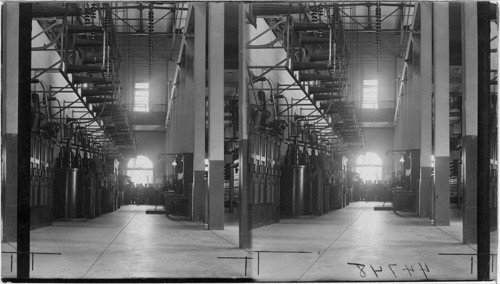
left=127, top=155, right=154, bottom=185
left=356, top=152, right=382, bottom=181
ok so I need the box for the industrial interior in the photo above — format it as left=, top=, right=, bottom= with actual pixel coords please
left=1, top=1, right=498, bottom=281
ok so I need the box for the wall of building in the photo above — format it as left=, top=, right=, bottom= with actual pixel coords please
left=349, top=33, right=401, bottom=107
left=119, top=35, right=174, bottom=181
left=133, top=131, right=165, bottom=183
left=362, top=127, right=395, bottom=179
left=119, top=35, right=174, bottom=111
left=349, top=32, right=400, bottom=177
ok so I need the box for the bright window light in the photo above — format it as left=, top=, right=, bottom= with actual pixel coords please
left=127, top=155, right=154, bottom=185
left=134, top=82, right=150, bottom=112
left=355, top=152, right=383, bottom=181
left=362, top=79, right=378, bottom=109
left=364, top=79, right=378, bottom=86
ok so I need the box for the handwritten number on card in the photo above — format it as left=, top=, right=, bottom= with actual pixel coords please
left=418, top=263, right=430, bottom=280
left=370, top=265, right=383, bottom=277
left=348, top=263, right=430, bottom=279
left=403, top=264, right=414, bottom=277
left=347, top=263, right=367, bottom=277
left=388, top=264, right=398, bottom=278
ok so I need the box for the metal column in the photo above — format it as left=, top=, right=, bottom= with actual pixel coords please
left=461, top=2, right=478, bottom=244
left=477, top=1, right=491, bottom=280
left=17, top=3, right=32, bottom=278
left=207, top=3, right=224, bottom=230
left=192, top=3, right=207, bottom=221
left=419, top=2, right=433, bottom=219
left=238, top=3, right=251, bottom=249
left=432, top=2, right=450, bottom=226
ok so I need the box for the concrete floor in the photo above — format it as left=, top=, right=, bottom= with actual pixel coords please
left=2, top=202, right=497, bottom=281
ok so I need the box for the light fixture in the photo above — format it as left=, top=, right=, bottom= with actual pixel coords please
left=172, top=160, right=177, bottom=167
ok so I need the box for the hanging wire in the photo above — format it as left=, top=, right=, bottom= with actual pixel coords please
left=310, top=3, right=320, bottom=22
left=148, top=3, right=154, bottom=84
left=375, top=2, right=382, bottom=95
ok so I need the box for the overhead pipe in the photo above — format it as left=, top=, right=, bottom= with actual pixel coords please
left=292, top=62, right=334, bottom=71
left=251, top=3, right=305, bottom=16
left=81, top=89, right=113, bottom=97
left=66, top=65, right=103, bottom=73
left=301, top=36, right=331, bottom=45
left=67, top=25, right=103, bottom=34
left=86, top=97, right=115, bottom=104
left=72, top=76, right=109, bottom=85
left=32, top=3, right=81, bottom=18
left=73, top=38, right=104, bottom=48
left=309, top=86, right=342, bottom=94
left=298, top=73, right=348, bottom=82
left=312, top=94, right=342, bottom=101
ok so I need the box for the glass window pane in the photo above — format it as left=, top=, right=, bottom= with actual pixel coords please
left=362, top=103, right=377, bottom=109
left=135, top=82, right=149, bottom=89
left=363, top=87, right=377, bottom=93
left=134, top=107, right=146, bottom=111
left=364, top=93, right=377, bottom=100
left=363, top=79, right=377, bottom=86
left=134, top=86, right=149, bottom=111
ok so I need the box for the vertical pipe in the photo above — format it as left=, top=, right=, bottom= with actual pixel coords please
left=477, top=1, right=491, bottom=280
left=17, top=2, right=32, bottom=279
left=239, top=3, right=251, bottom=249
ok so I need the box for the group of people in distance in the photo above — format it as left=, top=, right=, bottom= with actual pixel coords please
left=352, top=180, right=391, bottom=202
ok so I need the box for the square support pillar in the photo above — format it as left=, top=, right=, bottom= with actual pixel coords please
left=183, top=35, right=196, bottom=218
left=432, top=2, right=450, bottom=226
left=17, top=3, right=32, bottom=278
left=183, top=38, right=195, bottom=151
left=177, top=65, right=186, bottom=152
left=207, top=3, right=224, bottom=230
left=461, top=2, right=479, bottom=244
left=1, top=3, right=20, bottom=243
left=238, top=3, right=251, bottom=248
left=192, top=3, right=207, bottom=221
left=411, top=35, right=422, bottom=213
left=419, top=2, right=433, bottom=219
